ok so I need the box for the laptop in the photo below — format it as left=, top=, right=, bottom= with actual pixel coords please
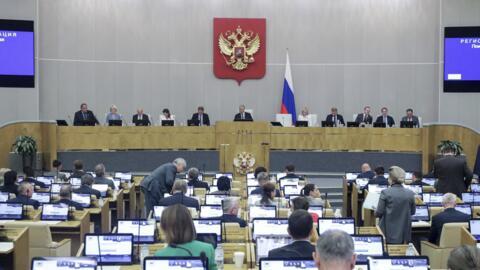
left=270, top=121, right=283, bottom=127
left=108, top=120, right=122, bottom=126
left=84, top=234, right=134, bottom=265
left=50, top=183, right=66, bottom=194
left=193, top=219, right=222, bottom=242
left=256, top=236, right=293, bottom=263
left=373, top=122, right=386, bottom=128
left=200, top=205, right=223, bottom=218
left=153, top=206, right=166, bottom=221
left=72, top=193, right=92, bottom=208
left=367, top=184, right=388, bottom=194
left=92, top=184, right=109, bottom=197
left=472, top=183, right=480, bottom=193
left=161, top=120, right=174, bottom=126
left=0, top=192, right=9, bottom=202
left=31, top=192, right=51, bottom=204
left=36, top=176, right=54, bottom=187
left=250, top=205, right=277, bottom=222
left=469, top=219, right=480, bottom=240
left=347, top=122, right=360, bottom=127
left=41, top=203, right=69, bottom=221
left=422, top=193, right=443, bottom=206
left=69, top=177, right=82, bottom=187
left=367, top=256, right=430, bottom=270
left=114, top=172, right=132, bottom=182
left=259, top=258, right=316, bottom=270
left=0, top=202, right=23, bottom=220
left=400, top=121, right=415, bottom=128
left=252, top=218, right=289, bottom=240
left=308, top=205, right=324, bottom=218
left=345, top=173, right=360, bottom=181
left=196, top=233, right=218, bottom=249
left=205, top=194, right=229, bottom=205
left=455, top=204, right=472, bottom=217
left=283, top=185, right=302, bottom=197
left=411, top=205, right=430, bottom=227
left=318, top=218, right=355, bottom=235
left=134, top=119, right=150, bottom=126
left=295, top=121, right=308, bottom=127
left=187, top=119, right=198, bottom=126
left=56, top=120, right=68, bottom=126
left=234, top=118, right=253, bottom=122
left=462, top=192, right=480, bottom=205
left=352, top=235, right=385, bottom=263
left=422, top=178, right=436, bottom=186
left=279, top=178, right=299, bottom=189
left=144, top=257, right=207, bottom=270
left=31, top=257, right=97, bottom=270
left=321, top=121, right=334, bottom=127
left=117, top=219, right=156, bottom=243
left=404, top=184, right=423, bottom=195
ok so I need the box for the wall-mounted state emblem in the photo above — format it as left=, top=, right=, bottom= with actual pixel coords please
left=233, top=152, right=256, bottom=175
left=213, top=18, right=266, bottom=85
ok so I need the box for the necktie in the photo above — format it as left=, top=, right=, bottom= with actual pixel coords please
left=199, top=115, right=203, bottom=126
left=384, top=116, right=387, bottom=124
left=242, top=113, right=244, bottom=120
left=363, top=114, right=366, bottom=122
left=82, top=112, right=86, bottom=120
left=333, top=116, right=337, bottom=126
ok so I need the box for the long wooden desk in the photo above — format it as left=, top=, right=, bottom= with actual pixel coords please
left=0, top=227, right=29, bottom=270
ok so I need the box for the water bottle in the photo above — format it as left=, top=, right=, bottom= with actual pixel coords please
left=334, top=208, right=342, bottom=218
left=215, top=243, right=224, bottom=270
left=140, top=244, right=149, bottom=265
left=405, top=242, right=415, bottom=256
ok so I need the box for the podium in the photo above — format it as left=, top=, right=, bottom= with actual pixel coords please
left=216, top=122, right=271, bottom=177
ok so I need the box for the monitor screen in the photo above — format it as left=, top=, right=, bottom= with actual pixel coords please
left=404, top=184, right=423, bottom=195
left=470, top=219, right=480, bottom=240
left=283, top=185, right=302, bottom=197
left=253, top=219, right=289, bottom=240
left=412, top=205, right=430, bottom=222
left=247, top=179, right=259, bottom=187
left=318, top=218, right=355, bottom=235
left=50, top=183, right=65, bottom=194
left=422, top=178, right=436, bottom=186
left=345, top=173, right=359, bottom=181
left=205, top=194, right=229, bottom=205
left=259, top=259, right=317, bottom=270
left=200, top=205, right=223, bottom=219
left=114, top=172, right=132, bottom=182
left=422, top=193, right=443, bottom=206
left=0, top=202, right=23, bottom=220
left=250, top=205, right=276, bottom=222
left=215, top=173, right=233, bottom=179
left=84, top=234, right=133, bottom=265
left=248, top=194, right=262, bottom=206
left=144, top=257, right=206, bottom=270
left=405, top=172, right=413, bottom=180
left=41, top=203, right=69, bottom=221
left=355, top=178, right=369, bottom=189
left=92, top=184, right=108, bottom=197
left=308, top=206, right=323, bottom=219
left=444, top=27, right=480, bottom=92
left=455, top=204, right=472, bottom=216
left=0, top=19, right=34, bottom=88
left=276, top=173, right=287, bottom=180
left=69, top=178, right=82, bottom=187
left=247, top=186, right=259, bottom=195
left=72, top=193, right=91, bottom=208
left=117, top=220, right=156, bottom=243
left=368, top=184, right=388, bottom=194
left=247, top=173, right=255, bottom=179
left=154, top=206, right=166, bottom=221
left=209, top=185, right=218, bottom=193
left=36, top=176, right=53, bottom=187
left=462, top=193, right=480, bottom=205
left=256, top=237, right=292, bottom=262
left=279, top=178, right=299, bottom=189
left=193, top=219, right=222, bottom=242
left=472, top=184, right=480, bottom=193
left=31, top=257, right=97, bottom=270
left=352, top=235, right=384, bottom=263
left=368, top=256, right=430, bottom=270
left=32, top=192, right=51, bottom=204
left=0, top=192, right=9, bottom=202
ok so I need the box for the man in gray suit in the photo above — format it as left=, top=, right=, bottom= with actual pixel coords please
left=375, top=166, right=416, bottom=244
left=140, top=158, right=187, bottom=215
left=400, top=108, right=420, bottom=127
left=434, top=146, right=473, bottom=198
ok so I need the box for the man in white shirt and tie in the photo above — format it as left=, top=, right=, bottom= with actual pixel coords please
left=234, top=104, right=253, bottom=121
left=355, top=106, right=373, bottom=125
left=375, top=107, right=395, bottom=127
left=132, top=108, right=151, bottom=126
left=191, top=106, right=210, bottom=126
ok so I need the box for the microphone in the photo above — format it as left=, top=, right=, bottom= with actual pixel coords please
left=96, top=235, right=104, bottom=270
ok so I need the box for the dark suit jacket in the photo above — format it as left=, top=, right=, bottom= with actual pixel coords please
left=355, top=113, right=373, bottom=124
left=191, top=113, right=210, bottom=126
left=132, top=114, right=151, bottom=126
left=221, top=214, right=247, bottom=227
left=325, top=114, right=345, bottom=126
left=357, top=171, right=375, bottom=180
left=140, top=163, right=178, bottom=205
left=69, top=170, right=85, bottom=180
left=434, top=155, right=473, bottom=197
left=268, top=241, right=316, bottom=259
left=73, top=110, right=99, bottom=126
left=7, top=194, right=40, bottom=209
left=188, top=179, right=210, bottom=191
left=57, top=198, right=84, bottom=210
left=158, top=193, right=200, bottom=211
left=0, top=184, right=18, bottom=196
left=368, top=176, right=388, bottom=186
left=375, top=115, right=395, bottom=127
left=250, top=187, right=281, bottom=197
left=401, top=116, right=420, bottom=127
left=279, top=173, right=304, bottom=181
left=73, top=185, right=101, bottom=199
left=24, top=177, right=48, bottom=189
left=429, top=208, right=471, bottom=245
left=234, top=112, right=253, bottom=121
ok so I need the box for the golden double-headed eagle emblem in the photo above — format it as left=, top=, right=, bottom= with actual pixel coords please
left=218, top=26, right=261, bottom=71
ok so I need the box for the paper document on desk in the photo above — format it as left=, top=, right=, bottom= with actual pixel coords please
left=35, top=220, right=61, bottom=225
left=0, top=242, right=14, bottom=252
left=363, top=192, right=380, bottom=210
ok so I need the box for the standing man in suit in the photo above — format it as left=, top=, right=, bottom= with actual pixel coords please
left=158, top=180, right=200, bottom=211
left=140, top=158, right=187, bottom=215
left=73, top=103, right=99, bottom=126
left=355, top=106, right=373, bottom=125
left=132, top=108, right=151, bottom=126
left=234, top=104, right=253, bottom=121
left=268, top=210, right=316, bottom=259
left=325, top=107, right=345, bottom=126
left=375, top=107, right=395, bottom=127
left=429, top=193, right=471, bottom=245
left=401, top=108, right=420, bottom=127
left=375, top=166, right=416, bottom=244
left=434, top=146, right=473, bottom=197
left=191, top=106, right=210, bottom=126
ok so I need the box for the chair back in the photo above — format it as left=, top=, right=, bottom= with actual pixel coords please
left=439, top=222, right=469, bottom=248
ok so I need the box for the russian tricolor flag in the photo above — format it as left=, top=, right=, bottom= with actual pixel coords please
left=280, top=51, right=297, bottom=123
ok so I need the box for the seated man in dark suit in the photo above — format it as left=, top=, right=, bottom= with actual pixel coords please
left=73, top=102, right=100, bottom=126
left=355, top=106, right=373, bottom=125
left=7, top=182, right=40, bottom=209
left=220, top=197, right=247, bottom=227
left=356, top=163, right=375, bottom=180
left=158, top=180, right=200, bottom=211
left=187, top=167, right=209, bottom=191
left=57, top=184, right=83, bottom=210
left=429, top=193, right=471, bottom=245
left=400, top=108, right=420, bottom=127
left=191, top=106, right=210, bottom=126
left=0, top=170, right=19, bottom=196
left=368, top=166, right=388, bottom=185
left=325, top=107, right=345, bottom=126
left=73, top=174, right=101, bottom=199
left=268, top=209, right=315, bottom=259
left=23, top=166, right=48, bottom=189
left=234, top=104, right=253, bottom=121
left=250, top=172, right=281, bottom=197
left=93, top=164, right=115, bottom=190
left=278, top=164, right=304, bottom=181
left=132, top=108, right=151, bottom=126
left=375, top=107, right=395, bottom=127
left=411, top=171, right=423, bottom=185
left=69, top=160, right=86, bottom=180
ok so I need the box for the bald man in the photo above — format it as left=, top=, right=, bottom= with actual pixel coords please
left=356, top=163, right=375, bottom=179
